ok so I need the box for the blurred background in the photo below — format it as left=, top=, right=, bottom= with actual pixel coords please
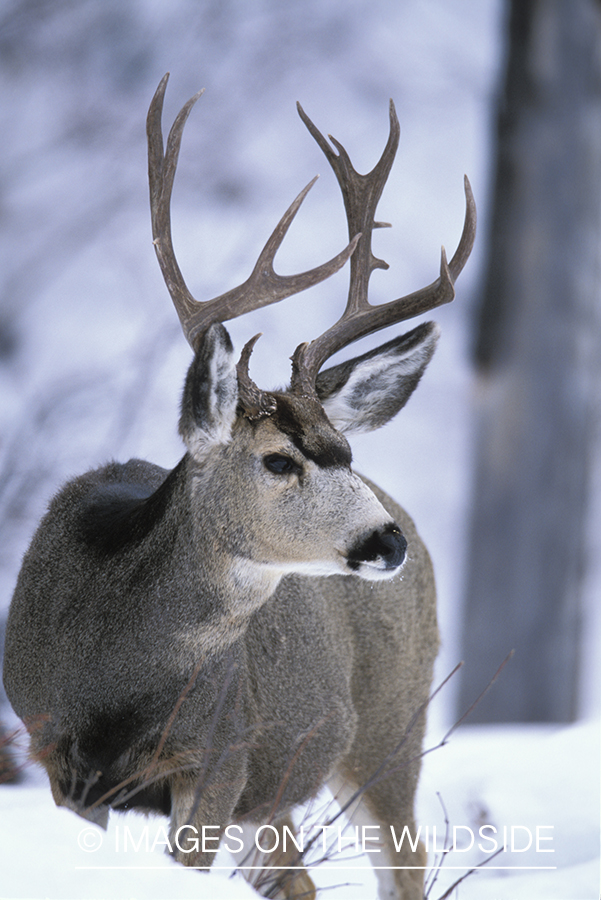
left=0, top=0, right=501, bottom=724
left=0, top=0, right=600, bottom=896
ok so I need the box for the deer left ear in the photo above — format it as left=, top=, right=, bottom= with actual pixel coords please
left=179, top=323, right=239, bottom=457
left=316, top=322, right=439, bottom=435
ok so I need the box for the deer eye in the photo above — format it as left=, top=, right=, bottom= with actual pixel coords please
left=263, top=454, right=301, bottom=476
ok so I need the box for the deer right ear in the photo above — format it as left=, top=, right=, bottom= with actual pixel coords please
left=179, top=323, right=239, bottom=458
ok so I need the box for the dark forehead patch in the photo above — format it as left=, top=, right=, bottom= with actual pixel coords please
left=271, top=393, right=352, bottom=468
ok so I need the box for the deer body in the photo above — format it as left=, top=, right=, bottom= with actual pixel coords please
left=3, top=77, right=474, bottom=900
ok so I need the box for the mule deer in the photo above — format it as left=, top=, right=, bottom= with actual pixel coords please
left=3, top=75, right=475, bottom=900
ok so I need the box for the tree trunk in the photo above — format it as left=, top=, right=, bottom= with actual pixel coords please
left=459, top=0, right=601, bottom=722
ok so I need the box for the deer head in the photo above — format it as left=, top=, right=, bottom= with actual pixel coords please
left=146, top=74, right=475, bottom=586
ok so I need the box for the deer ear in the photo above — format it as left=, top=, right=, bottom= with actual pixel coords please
left=316, top=322, right=439, bottom=435
left=179, top=323, right=239, bottom=457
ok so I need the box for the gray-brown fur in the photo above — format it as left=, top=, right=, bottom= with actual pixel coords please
left=3, top=81, right=474, bottom=900
left=4, top=328, right=438, bottom=900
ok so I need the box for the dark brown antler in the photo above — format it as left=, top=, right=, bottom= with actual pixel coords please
left=290, top=101, right=477, bottom=395
left=147, top=74, right=360, bottom=355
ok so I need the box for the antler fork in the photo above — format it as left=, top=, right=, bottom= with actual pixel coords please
left=290, top=101, right=477, bottom=395
left=147, top=74, right=360, bottom=354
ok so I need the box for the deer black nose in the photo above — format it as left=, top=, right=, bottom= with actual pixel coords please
left=379, top=523, right=407, bottom=568
left=348, top=523, right=407, bottom=571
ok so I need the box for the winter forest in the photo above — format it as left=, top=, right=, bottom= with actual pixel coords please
left=0, top=1, right=600, bottom=898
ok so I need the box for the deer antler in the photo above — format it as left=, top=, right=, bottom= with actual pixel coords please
left=290, top=101, right=477, bottom=395
left=147, top=74, right=360, bottom=356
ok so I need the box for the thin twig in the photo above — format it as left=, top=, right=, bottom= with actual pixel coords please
left=424, top=792, right=451, bottom=898
left=435, top=847, right=504, bottom=900
left=441, top=651, right=514, bottom=745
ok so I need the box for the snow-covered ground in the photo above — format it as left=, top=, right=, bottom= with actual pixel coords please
left=1, top=718, right=598, bottom=899
left=1, top=2, right=600, bottom=899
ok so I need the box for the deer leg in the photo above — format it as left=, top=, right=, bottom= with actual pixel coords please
left=328, top=771, right=425, bottom=900
left=167, top=758, right=247, bottom=869
left=229, top=815, right=316, bottom=900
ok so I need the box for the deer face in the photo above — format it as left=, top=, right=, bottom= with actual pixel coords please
left=202, top=413, right=406, bottom=581
left=177, top=322, right=443, bottom=582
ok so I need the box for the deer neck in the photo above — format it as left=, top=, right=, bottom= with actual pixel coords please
left=175, top=465, right=284, bottom=660
left=175, top=557, right=282, bottom=662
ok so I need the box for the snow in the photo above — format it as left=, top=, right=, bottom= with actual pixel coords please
left=1, top=1, right=600, bottom=899
left=1, top=718, right=599, bottom=899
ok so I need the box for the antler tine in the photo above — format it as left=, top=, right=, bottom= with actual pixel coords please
left=290, top=103, right=477, bottom=394
left=147, top=74, right=360, bottom=352
left=297, top=100, right=399, bottom=309
left=147, top=74, right=204, bottom=336
left=448, top=174, right=477, bottom=280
